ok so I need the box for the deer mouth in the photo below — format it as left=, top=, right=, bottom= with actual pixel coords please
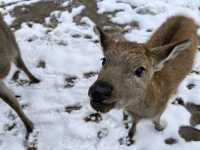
left=90, top=99, right=116, bottom=113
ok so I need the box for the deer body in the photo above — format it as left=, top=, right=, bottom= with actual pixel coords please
left=89, top=16, right=197, bottom=142
left=140, top=16, right=197, bottom=118
left=0, top=14, right=40, bottom=134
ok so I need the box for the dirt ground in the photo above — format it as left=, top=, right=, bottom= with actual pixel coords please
left=4, top=0, right=140, bottom=40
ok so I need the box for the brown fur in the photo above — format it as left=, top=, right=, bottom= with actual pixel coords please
left=0, top=14, right=40, bottom=134
left=89, top=16, right=197, bottom=141
left=145, top=16, right=197, bottom=118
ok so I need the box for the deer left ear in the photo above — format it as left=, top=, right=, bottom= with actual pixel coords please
left=94, top=26, right=112, bottom=52
left=150, top=39, right=192, bottom=72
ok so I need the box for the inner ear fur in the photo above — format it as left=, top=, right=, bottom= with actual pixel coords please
left=149, top=38, right=192, bottom=72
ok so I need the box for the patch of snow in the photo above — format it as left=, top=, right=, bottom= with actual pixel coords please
left=0, top=0, right=199, bottom=150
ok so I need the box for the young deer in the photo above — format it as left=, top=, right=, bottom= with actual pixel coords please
left=88, top=16, right=197, bottom=143
left=0, top=14, right=40, bottom=134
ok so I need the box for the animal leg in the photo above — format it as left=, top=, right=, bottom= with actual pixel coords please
left=120, top=116, right=139, bottom=146
left=0, top=81, right=33, bottom=133
left=14, top=54, right=40, bottom=84
left=123, top=111, right=129, bottom=129
left=153, top=112, right=165, bottom=131
left=126, top=121, right=137, bottom=143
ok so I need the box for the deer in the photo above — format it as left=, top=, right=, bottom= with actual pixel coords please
left=0, top=14, right=40, bottom=135
left=88, top=15, right=198, bottom=144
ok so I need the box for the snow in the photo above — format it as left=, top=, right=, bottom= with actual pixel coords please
left=0, top=0, right=199, bottom=150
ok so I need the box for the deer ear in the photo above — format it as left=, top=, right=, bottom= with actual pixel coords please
left=94, top=26, right=111, bottom=52
left=150, top=39, right=192, bottom=72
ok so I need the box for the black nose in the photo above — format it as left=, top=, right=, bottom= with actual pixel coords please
left=89, top=81, right=113, bottom=102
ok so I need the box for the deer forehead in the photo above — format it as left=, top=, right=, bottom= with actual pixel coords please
left=105, top=41, right=146, bottom=55
left=105, top=49, right=148, bottom=68
left=109, top=41, right=145, bottom=51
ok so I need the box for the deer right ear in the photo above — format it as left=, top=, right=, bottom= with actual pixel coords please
left=150, top=39, right=192, bottom=72
left=94, top=26, right=111, bottom=52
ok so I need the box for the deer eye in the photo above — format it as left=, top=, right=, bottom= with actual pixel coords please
left=101, top=57, right=106, bottom=66
left=134, top=66, right=145, bottom=77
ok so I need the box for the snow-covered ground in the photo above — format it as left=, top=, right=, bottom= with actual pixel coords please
left=0, top=0, right=200, bottom=149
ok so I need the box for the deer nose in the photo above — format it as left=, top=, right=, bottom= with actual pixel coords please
left=89, top=81, right=113, bottom=102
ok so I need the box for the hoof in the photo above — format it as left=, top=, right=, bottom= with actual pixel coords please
left=26, top=123, right=34, bottom=133
left=30, top=78, right=40, bottom=84
left=25, top=123, right=34, bottom=140
left=154, top=122, right=165, bottom=131
left=119, top=136, right=135, bottom=146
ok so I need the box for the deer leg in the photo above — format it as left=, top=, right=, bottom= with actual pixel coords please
left=124, top=117, right=139, bottom=146
left=153, top=112, right=165, bottom=131
left=14, top=54, right=40, bottom=84
left=123, top=111, right=129, bottom=129
left=127, top=121, right=137, bottom=138
left=119, top=114, right=139, bottom=146
left=0, top=81, right=33, bottom=133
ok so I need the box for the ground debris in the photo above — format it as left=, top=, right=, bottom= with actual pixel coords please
left=184, top=103, right=200, bottom=114
left=37, top=60, right=46, bottom=69
left=84, top=34, right=93, bottom=39
left=187, top=83, right=195, bottom=90
left=191, top=70, right=200, bottom=74
left=97, top=128, right=109, bottom=140
left=6, top=110, right=17, bottom=121
left=10, top=0, right=67, bottom=29
left=64, top=75, right=78, bottom=88
left=65, top=104, right=82, bottom=113
left=12, top=70, right=30, bottom=85
left=164, top=138, right=177, bottom=145
left=3, top=122, right=16, bottom=131
left=136, top=7, right=157, bottom=15
left=179, top=126, right=200, bottom=142
left=172, top=98, right=200, bottom=126
left=190, top=112, right=200, bottom=126
left=84, top=112, right=102, bottom=123
left=83, top=71, right=98, bottom=79
left=71, top=33, right=82, bottom=38
left=69, top=0, right=129, bottom=40
left=17, top=79, right=30, bottom=86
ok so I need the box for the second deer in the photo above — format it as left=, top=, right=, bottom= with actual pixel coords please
left=0, top=14, right=40, bottom=135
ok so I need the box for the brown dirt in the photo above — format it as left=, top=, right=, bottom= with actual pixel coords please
left=83, top=71, right=98, bottom=79
left=190, top=112, right=200, bottom=126
left=64, top=75, right=78, bottom=88
left=69, top=0, right=139, bottom=40
left=65, top=105, right=82, bottom=113
left=10, top=0, right=67, bottom=29
left=164, top=138, right=177, bottom=145
left=179, top=126, right=200, bottom=142
left=6, top=0, right=140, bottom=40
left=84, top=112, right=102, bottom=123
